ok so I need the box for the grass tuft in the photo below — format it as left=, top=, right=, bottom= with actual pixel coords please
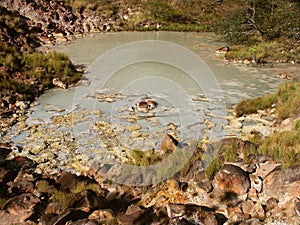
left=235, top=82, right=300, bottom=120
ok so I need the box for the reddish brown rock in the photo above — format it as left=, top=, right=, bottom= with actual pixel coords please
left=67, top=219, right=100, bottom=225
left=254, top=162, right=281, bottom=179
left=250, top=203, right=265, bottom=221
left=263, top=169, right=284, bottom=197
left=45, top=202, right=64, bottom=215
left=214, top=164, right=250, bottom=196
left=265, top=197, right=278, bottom=211
left=0, top=193, right=40, bottom=224
left=117, top=204, right=146, bottom=225
left=71, top=189, right=108, bottom=212
left=241, top=200, right=255, bottom=215
left=56, top=172, right=78, bottom=191
left=48, top=209, right=90, bottom=225
left=160, top=133, right=179, bottom=154
left=3, top=193, right=40, bottom=215
left=88, top=209, right=115, bottom=222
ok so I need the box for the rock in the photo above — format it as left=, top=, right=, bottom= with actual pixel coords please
left=52, top=78, right=68, bottom=89
left=253, top=162, right=281, bottom=179
left=15, top=101, right=28, bottom=111
left=166, top=204, right=186, bottom=218
left=67, top=219, right=100, bottom=225
left=3, top=193, right=39, bottom=212
left=249, top=174, right=262, bottom=193
left=265, top=197, right=278, bottom=211
left=284, top=165, right=300, bottom=184
left=7, top=179, right=35, bottom=194
left=241, top=200, right=255, bottom=215
left=263, top=169, right=285, bottom=197
left=71, top=189, right=108, bottom=212
left=160, top=133, right=179, bottom=154
left=56, top=172, right=78, bottom=191
left=226, top=206, right=248, bottom=223
left=295, top=201, right=300, bottom=216
left=203, top=214, right=219, bottom=225
left=175, top=204, right=227, bottom=225
left=45, top=202, right=64, bottom=215
left=250, top=203, right=265, bottom=221
left=88, top=209, right=115, bottom=222
left=39, top=213, right=58, bottom=225
left=214, top=164, right=250, bottom=196
left=49, top=209, right=90, bottom=225
left=117, top=204, right=145, bottom=225
left=0, top=193, right=40, bottom=224
left=0, top=210, right=35, bottom=225
left=239, top=218, right=261, bottom=225
left=216, top=46, right=230, bottom=54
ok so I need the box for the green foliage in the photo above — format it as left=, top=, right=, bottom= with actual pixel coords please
left=0, top=44, right=81, bottom=102
left=225, top=41, right=300, bottom=62
left=36, top=180, right=50, bottom=193
left=214, top=0, right=300, bottom=45
left=142, top=1, right=194, bottom=24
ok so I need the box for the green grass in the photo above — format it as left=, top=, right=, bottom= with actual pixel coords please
left=235, top=93, right=277, bottom=117
left=225, top=41, right=300, bottom=63
left=251, top=120, right=300, bottom=168
left=276, top=82, right=300, bottom=121
left=236, top=82, right=300, bottom=120
left=0, top=42, right=82, bottom=101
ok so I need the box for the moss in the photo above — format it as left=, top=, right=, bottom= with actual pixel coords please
left=36, top=180, right=49, bottom=193
left=51, top=181, right=101, bottom=210
left=205, top=158, right=222, bottom=180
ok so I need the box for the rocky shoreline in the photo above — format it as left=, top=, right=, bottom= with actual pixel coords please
left=1, top=89, right=300, bottom=224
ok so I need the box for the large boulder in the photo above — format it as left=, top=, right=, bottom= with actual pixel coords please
left=214, top=164, right=250, bottom=196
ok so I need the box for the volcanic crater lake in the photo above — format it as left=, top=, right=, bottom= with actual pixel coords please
left=7, top=32, right=294, bottom=175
